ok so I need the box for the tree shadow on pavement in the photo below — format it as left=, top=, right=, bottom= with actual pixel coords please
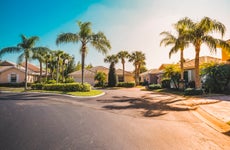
left=98, top=96, right=190, bottom=117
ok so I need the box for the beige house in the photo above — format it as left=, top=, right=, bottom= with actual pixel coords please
left=0, top=61, right=40, bottom=84
left=69, top=66, right=135, bottom=86
left=140, top=56, right=224, bottom=86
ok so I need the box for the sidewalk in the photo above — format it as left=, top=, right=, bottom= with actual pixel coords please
left=191, top=95, right=230, bottom=133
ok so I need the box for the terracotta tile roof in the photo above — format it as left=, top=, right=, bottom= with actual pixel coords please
left=20, top=62, right=40, bottom=73
left=184, top=56, right=222, bottom=70
left=158, top=64, right=173, bottom=70
left=69, top=69, right=95, bottom=76
left=89, top=66, right=109, bottom=73
left=116, top=69, right=133, bottom=75
left=140, top=69, right=162, bottom=76
left=0, top=60, right=17, bottom=66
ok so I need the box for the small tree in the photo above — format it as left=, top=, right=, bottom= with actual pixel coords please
left=94, top=72, right=106, bottom=87
left=200, top=63, right=230, bottom=93
left=163, top=64, right=181, bottom=89
left=108, top=62, right=117, bottom=87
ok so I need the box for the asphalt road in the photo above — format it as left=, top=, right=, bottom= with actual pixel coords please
left=0, top=90, right=230, bottom=150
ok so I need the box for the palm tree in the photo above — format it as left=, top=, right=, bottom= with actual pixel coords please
left=56, top=21, right=111, bottom=84
left=32, top=47, right=50, bottom=82
left=60, top=52, right=72, bottom=82
left=44, top=51, right=52, bottom=81
left=128, top=51, right=146, bottom=85
left=160, top=18, right=191, bottom=81
left=0, top=34, right=39, bottom=90
left=117, top=50, right=129, bottom=82
left=54, top=50, right=64, bottom=83
left=180, top=17, right=230, bottom=88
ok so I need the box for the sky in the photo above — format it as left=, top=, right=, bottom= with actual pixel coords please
left=1, top=0, right=230, bottom=71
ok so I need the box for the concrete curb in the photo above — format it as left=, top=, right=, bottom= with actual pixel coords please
left=192, top=106, right=230, bottom=133
left=0, top=90, right=106, bottom=99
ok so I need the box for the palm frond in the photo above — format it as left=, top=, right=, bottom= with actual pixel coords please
left=0, top=47, right=22, bottom=57
left=202, top=35, right=218, bottom=54
left=56, top=33, right=79, bottom=45
left=90, top=32, right=111, bottom=55
left=17, top=53, right=25, bottom=64
left=217, top=40, right=230, bottom=53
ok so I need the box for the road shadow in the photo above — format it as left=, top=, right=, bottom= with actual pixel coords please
left=98, top=95, right=190, bottom=117
left=0, top=92, right=62, bottom=101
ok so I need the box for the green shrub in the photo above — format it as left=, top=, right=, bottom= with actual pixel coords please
left=43, top=83, right=91, bottom=92
left=147, top=84, right=161, bottom=90
left=64, top=77, right=75, bottom=83
left=46, top=80, right=56, bottom=84
left=161, top=78, right=171, bottom=88
left=117, top=82, right=136, bottom=88
left=184, top=88, right=203, bottom=95
left=31, top=83, right=43, bottom=90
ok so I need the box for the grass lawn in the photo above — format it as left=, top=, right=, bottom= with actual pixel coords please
left=0, top=87, right=25, bottom=92
left=0, top=87, right=103, bottom=97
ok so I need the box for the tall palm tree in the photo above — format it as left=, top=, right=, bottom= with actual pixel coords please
left=117, top=50, right=129, bottom=82
left=54, top=50, right=64, bottom=83
left=56, top=21, right=111, bottom=84
left=128, top=51, right=146, bottom=85
left=181, top=17, right=230, bottom=88
left=32, top=47, right=50, bottom=82
left=160, top=18, right=191, bottom=81
left=60, top=52, right=72, bottom=82
left=0, top=34, right=39, bottom=90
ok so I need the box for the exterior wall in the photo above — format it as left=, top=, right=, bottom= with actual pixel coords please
left=0, top=68, right=24, bottom=83
left=124, top=75, right=135, bottom=82
left=71, top=74, right=95, bottom=85
left=222, top=49, right=230, bottom=61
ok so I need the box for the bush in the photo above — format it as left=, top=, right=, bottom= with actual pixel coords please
left=31, top=83, right=43, bottom=90
left=43, top=83, right=91, bottom=92
left=117, top=82, right=136, bottom=88
left=147, top=84, right=161, bottom=90
left=161, top=78, right=171, bottom=88
left=184, top=88, right=203, bottom=96
left=0, top=82, right=31, bottom=87
left=46, top=80, right=56, bottom=84
left=64, top=77, right=75, bottom=83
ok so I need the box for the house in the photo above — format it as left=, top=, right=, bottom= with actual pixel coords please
left=140, top=69, right=161, bottom=84
left=140, top=56, right=224, bottom=87
left=183, top=56, right=222, bottom=82
left=0, top=60, right=40, bottom=84
left=220, top=39, right=230, bottom=62
left=69, top=66, right=135, bottom=86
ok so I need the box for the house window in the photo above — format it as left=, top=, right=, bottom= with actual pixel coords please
left=10, top=74, right=17, bottom=83
left=118, top=75, right=124, bottom=82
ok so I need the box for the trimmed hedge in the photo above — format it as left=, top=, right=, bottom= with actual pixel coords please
left=31, top=83, right=91, bottom=92
left=117, top=82, right=136, bottom=88
left=184, top=88, right=203, bottom=96
left=147, top=84, right=161, bottom=90
left=31, top=83, right=43, bottom=90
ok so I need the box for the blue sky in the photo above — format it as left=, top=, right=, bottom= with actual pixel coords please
left=1, top=0, right=230, bottom=71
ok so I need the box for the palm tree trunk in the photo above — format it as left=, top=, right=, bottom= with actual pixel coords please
left=62, top=62, right=65, bottom=82
left=45, top=61, right=48, bottom=81
left=81, top=49, right=85, bottom=85
left=56, top=58, right=59, bottom=83
left=180, top=49, right=184, bottom=80
left=24, top=58, right=28, bottom=90
left=195, top=45, right=201, bottom=88
left=39, top=61, right=42, bottom=83
left=122, top=62, right=125, bottom=82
